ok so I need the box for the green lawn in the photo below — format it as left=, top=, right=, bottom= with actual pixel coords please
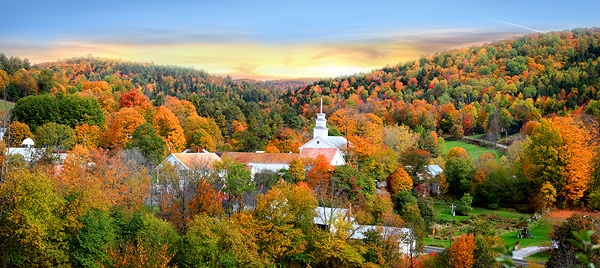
left=435, top=204, right=529, bottom=222
left=443, top=140, right=504, bottom=161
left=0, top=99, right=14, bottom=111
left=430, top=203, right=552, bottom=249
left=500, top=219, right=553, bottom=248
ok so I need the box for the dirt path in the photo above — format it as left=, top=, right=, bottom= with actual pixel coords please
left=545, top=209, right=579, bottom=224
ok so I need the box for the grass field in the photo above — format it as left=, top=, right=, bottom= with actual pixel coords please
left=429, top=203, right=553, bottom=251
left=499, top=219, right=553, bottom=248
left=443, top=140, right=504, bottom=161
left=0, top=99, right=14, bottom=111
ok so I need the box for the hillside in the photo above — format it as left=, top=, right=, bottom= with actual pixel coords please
left=0, top=28, right=600, bottom=268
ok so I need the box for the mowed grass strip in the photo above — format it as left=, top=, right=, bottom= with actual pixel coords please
left=444, top=140, right=504, bottom=161
left=500, top=219, right=553, bottom=248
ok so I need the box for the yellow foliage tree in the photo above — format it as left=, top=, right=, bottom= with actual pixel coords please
left=447, top=146, right=469, bottom=159
left=75, top=123, right=100, bottom=148
left=5, top=121, right=33, bottom=147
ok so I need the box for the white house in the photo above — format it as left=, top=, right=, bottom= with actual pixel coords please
left=156, top=152, right=222, bottom=179
left=314, top=206, right=416, bottom=255
left=6, top=138, right=46, bottom=163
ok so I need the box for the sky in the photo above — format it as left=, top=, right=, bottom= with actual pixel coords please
left=2, top=0, right=600, bottom=80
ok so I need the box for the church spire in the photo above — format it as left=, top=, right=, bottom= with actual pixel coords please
left=313, top=98, right=328, bottom=139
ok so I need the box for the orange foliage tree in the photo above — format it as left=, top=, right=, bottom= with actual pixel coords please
left=251, top=181, right=317, bottom=263
left=386, top=167, right=413, bottom=195
left=164, top=96, right=197, bottom=124
left=88, top=148, right=150, bottom=211
left=152, top=106, right=186, bottom=153
left=101, top=107, right=146, bottom=151
left=188, top=178, right=223, bottom=217
left=552, top=116, right=597, bottom=204
left=306, top=155, right=334, bottom=203
left=449, top=233, right=476, bottom=268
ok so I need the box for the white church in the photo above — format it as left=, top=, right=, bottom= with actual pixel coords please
left=157, top=101, right=348, bottom=174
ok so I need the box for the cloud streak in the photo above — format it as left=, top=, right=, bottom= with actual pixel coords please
left=0, top=28, right=530, bottom=80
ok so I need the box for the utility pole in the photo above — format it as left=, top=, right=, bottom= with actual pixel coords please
left=449, top=203, right=456, bottom=248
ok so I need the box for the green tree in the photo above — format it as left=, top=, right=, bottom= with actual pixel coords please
left=57, top=94, right=105, bottom=128
left=455, top=193, right=473, bottom=216
left=126, top=122, right=166, bottom=165
left=520, top=119, right=565, bottom=198
left=35, top=122, right=76, bottom=151
left=11, top=94, right=59, bottom=131
left=212, top=159, right=254, bottom=214
left=69, top=208, right=115, bottom=267
left=445, top=156, right=476, bottom=196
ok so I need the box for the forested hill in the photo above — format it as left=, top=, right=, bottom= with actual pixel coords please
left=1, top=28, right=600, bottom=152
left=282, top=28, right=600, bottom=126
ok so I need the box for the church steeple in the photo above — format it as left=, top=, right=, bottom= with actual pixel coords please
left=313, top=98, right=328, bottom=139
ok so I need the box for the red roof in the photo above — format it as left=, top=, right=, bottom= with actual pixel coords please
left=171, top=153, right=221, bottom=169
left=221, top=152, right=299, bottom=164
left=299, top=148, right=339, bottom=163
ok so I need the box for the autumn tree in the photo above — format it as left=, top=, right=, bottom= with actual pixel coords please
left=552, top=116, right=597, bottom=205
left=287, top=158, right=306, bottom=183
left=152, top=106, right=186, bottom=153
left=251, top=181, right=317, bottom=265
left=386, top=167, right=413, bottom=195
left=0, top=167, right=69, bottom=267
left=164, top=96, right=197, bottom=124
left=86, top=149, right=150, bottom=211
left=187, top=178, right=223, bottom=217
left=74, top=123, right=100, bottom=148
left=183, top=114, right=222, bottom=152
left=178, top=214, right=263, bottom=267
left=156, top=156, right=215, bottom=231
left=101, top=107, right=146, bottom=151
left=449, top=233, right=476, bottom=268
left=4, top=121, right=33, bottom=147
left=6, top=68, right=38, bottom=101
left=306, top=155, right=334, bottom=204
left=107, top=211, right=179, bottom=268
left=519, top=118, right=565, bottom=206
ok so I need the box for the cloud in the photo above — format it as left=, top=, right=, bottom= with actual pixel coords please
left=0, top=28, right=528, bottom=80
